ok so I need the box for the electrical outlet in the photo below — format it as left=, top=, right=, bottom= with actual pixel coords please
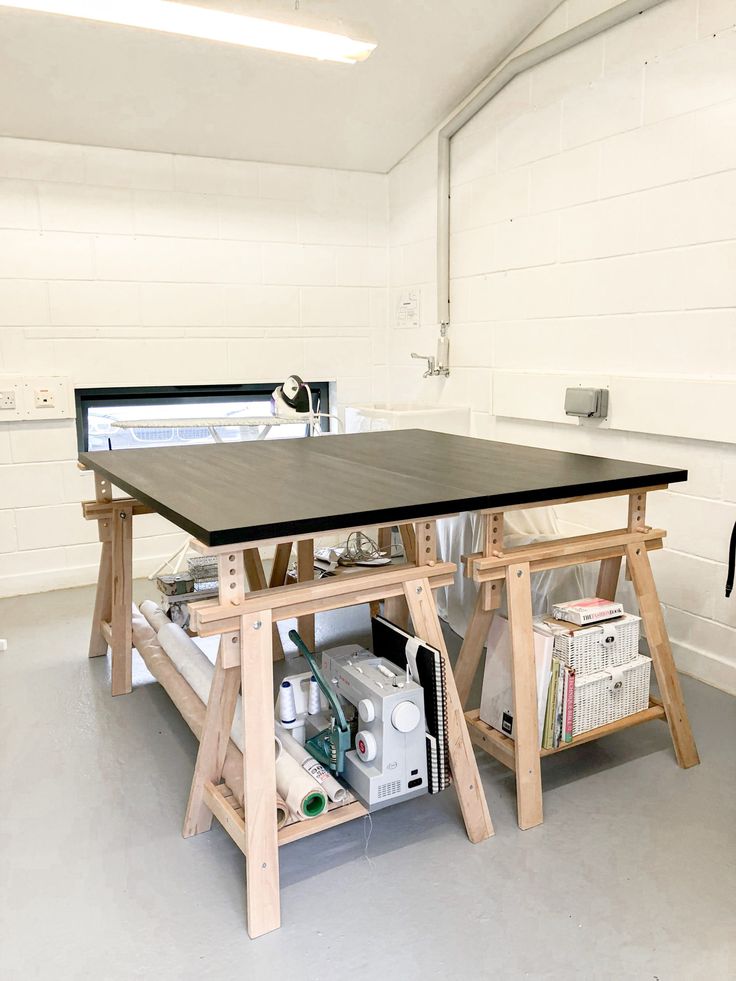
left=0, top=390, right=16, bottom=410
left=34, top=388, right=55, bottom=409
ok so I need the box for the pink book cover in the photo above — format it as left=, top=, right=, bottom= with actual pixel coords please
left=564, top=669, right=575, bottom=742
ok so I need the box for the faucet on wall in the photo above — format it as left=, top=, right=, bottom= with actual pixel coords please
left=411, top=325, right=450, bottom=378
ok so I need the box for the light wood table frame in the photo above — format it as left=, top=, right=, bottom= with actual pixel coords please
left=455, top=486, right=700, bottom=831
left=83, top=487, right=493, bottom=939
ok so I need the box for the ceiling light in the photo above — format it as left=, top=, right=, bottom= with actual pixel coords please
left=0, top=0, right=376, bottom=63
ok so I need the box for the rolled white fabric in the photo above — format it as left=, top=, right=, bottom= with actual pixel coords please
left=154, top=617, right=245, bottom=752
left=140, top=600, right=173, bottom=633
left=274, top=736, right=326, bottom=820
left=275, top=724, right=348, bottom=804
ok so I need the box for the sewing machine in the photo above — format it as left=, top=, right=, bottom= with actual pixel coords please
left=320, top=644, right=428, bottom=811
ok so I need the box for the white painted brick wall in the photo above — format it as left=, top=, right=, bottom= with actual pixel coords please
left=0, top=140, right=388, bottom=598
left=387, top=0, right=736, bottom=692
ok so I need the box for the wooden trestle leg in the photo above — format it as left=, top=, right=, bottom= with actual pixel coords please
left=296, top=539, right=315, bottom=649
left=506, top=561, right=543, bottom=830
left=89, top=541, right=112, bottom=658
left=110, top=503, right=133, bottom=696
left=183, top=636, right=241, bottom=836
left=240, top=608, right=281, bottom=938
left=403, top=576, right=494, bottom=843
left=625, top=543, right=699, bottom=769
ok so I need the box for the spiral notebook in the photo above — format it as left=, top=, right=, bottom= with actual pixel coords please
left=371, top=615, right=450, bottom=794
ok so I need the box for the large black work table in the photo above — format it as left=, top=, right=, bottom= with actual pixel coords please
left=79, top=429, right=698, bottom=940
left=79, top=428, right=687, bottom=546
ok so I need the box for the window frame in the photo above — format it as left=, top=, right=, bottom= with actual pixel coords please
left=74, top=381, right=331, bottom=452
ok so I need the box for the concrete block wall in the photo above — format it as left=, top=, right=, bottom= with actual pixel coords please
left=386, top=0, right=736, bottom=692
left=0, top=140, right=388, bottom=597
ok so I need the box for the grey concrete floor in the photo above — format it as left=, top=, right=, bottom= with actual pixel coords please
left=0, top=582, right=734, bottom=981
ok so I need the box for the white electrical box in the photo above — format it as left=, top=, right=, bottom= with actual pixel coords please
left=0, top=376, right=73, bottom=421
left=396, top=290, right=420, bottom=329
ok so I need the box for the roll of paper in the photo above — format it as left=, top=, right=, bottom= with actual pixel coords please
left=276, top=724, right=348, bottom=804
left=140, top=600, right=173, bottom=633
left=274, top=736, right=326, bottom=820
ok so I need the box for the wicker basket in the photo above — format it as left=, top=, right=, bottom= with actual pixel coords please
left=545, top=613, right=641, bottom=675
left=573, top=654, right=651, bottom=737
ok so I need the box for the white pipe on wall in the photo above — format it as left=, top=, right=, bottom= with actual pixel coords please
left=435, top=0, right=668, bottom=361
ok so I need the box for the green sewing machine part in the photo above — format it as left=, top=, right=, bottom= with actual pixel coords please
left=288, top=629, right=351, bottom=775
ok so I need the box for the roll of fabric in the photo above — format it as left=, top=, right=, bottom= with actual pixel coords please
left=275, top=723, right=348, bottom=804
left=274, top=736, right=326, bottom=820
left=131, top=606, right=288, bottom=829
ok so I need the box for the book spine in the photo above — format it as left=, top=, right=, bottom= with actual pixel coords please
left=543, top=659, right=559, bottom=750
left=554, top=661, right=565, bottom=748
left=564, top=668, right=575, bottom=742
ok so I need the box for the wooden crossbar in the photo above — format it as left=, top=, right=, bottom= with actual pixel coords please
left=203, top=781, right=368, bottom=854
left=82, top=498, right=153, bottom=519
left=194, top=560, right=456, bottom=626
left=191, top=574, right=455, bottom=638
left=463, top=529, right=665, bottom=583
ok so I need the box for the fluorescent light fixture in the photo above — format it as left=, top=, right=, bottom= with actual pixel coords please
left=0, top=0, right=376, bottom=63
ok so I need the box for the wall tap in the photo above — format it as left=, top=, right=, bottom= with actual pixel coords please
left=411, top=352, right=436, bottom=378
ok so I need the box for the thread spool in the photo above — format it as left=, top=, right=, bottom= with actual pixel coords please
left=278, top=680, right=297, bottom=724
left=308, top=675, right=321, bottom=715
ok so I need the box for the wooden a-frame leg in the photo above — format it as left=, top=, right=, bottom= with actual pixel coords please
left=240, top=609, right=281, bottom=938
left=183, top=636, right=241, bottom=837
left=625, top=544, right=700, bottom=769
left=507, top=561, right=543, bottom=830
left=244, top=547, right=285, bottom=661
left=454, top=587, right=495, bottom=708
left=111, top=505, right=133, bottom=696
left=597, top=555, right=622, bottom=602
left=296, top=539, right=315, bottom=649
left=269, top=542, right=293, bottom=588
left=403, top=578, right=494, bottom=843
left=89, top=540, right=112, bottom=657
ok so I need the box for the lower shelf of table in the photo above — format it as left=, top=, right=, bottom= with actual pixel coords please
left=203, top=780, right=368, bottom=856
left=465, top=698, right=667, bottom=771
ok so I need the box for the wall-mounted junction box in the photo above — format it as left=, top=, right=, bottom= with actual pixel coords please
left=564, top=387, right=609, bottom=419
left=0, top=376, right=73, bottom=421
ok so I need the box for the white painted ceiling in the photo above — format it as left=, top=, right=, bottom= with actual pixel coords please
left=0, top=0, right=558, bottom=172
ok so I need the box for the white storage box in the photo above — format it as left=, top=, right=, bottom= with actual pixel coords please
left=540, top=613, right=641, bottom=676
left=573, top=654, right=651, bottom=737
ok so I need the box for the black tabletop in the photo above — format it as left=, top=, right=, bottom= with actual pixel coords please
left=79, top=430, right=687, bottom=547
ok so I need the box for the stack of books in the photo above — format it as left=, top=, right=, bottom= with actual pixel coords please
left=540, top=657, right=575, bottom=749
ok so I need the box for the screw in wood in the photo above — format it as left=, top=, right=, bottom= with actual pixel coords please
left=254, top=620, right=262, bottom=630
left=415, top=585, right=423, bottom=593
left=516, top=570, right=523, bottom=577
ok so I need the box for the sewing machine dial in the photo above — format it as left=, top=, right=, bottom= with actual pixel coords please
left=391, top=701, right=421, bottom=733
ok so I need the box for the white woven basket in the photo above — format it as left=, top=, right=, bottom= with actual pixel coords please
left=551, top=613, right=640, bottom=675
left=573, top=654, right=651, bottom=737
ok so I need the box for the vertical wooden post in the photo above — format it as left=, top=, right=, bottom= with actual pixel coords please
left=625, top=543, right=699, bottom=769
left=296, top=538, right=315, bottom=649
left=403, top=575, right=494, bottom=844
left=240, top=608, right=281, bottom=938
left=183, top=637, right=241, bottom=836
left=454, top=513, right=503, bottom=707
left=110, top=503, right=133, bottom=696
left=506, top=561, right=543, bottom=830
left=88, top=473, right=113, bottom=658
left=625, top=492, right=647, bottom=581
left=244, top=547, right=285, bottom=661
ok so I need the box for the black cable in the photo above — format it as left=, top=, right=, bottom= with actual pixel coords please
left=726, top=519, right=736, bottom=599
